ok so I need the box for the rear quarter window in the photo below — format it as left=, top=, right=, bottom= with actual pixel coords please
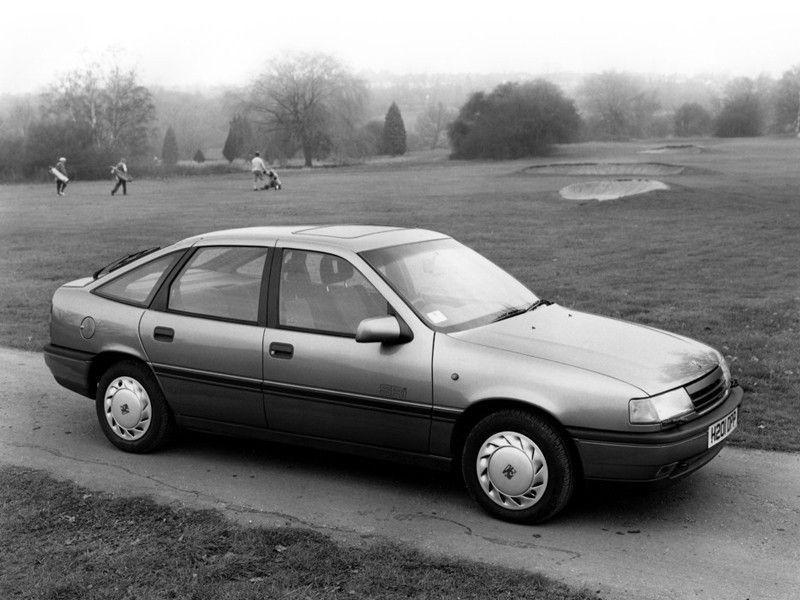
left=94, top=253, right=180, bottom=306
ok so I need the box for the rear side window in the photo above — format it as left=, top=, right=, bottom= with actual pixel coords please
left=95, top=253, right=179, bottom=306
left=168, top=246, right=268, bottom=323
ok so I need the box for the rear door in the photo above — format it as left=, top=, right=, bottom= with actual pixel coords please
left=140, top=244, right=271, bottom=427
left=262, top=246, right=434, bottom=452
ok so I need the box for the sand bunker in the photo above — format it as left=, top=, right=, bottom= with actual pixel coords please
left=640, top=144, right=704, bottom=155
left=526, top=162, right=683, bottom=176
left=559, top=179, right=669, bottom=201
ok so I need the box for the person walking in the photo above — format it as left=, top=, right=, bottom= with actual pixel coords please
left=251, top=152, right=268, bottom=190
left=111, top=159, right=129, bottom=196
left=54, top=157, right=68, bottom=196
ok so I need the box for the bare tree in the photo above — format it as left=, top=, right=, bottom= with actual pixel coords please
left=102, top=66, right=155, bottom=154
left=0, top=99, right=36, bottom=138
left=773, top=66, right=800, bottom=135
left=578, top=72, right=660, bottom=139
left=415, top=102, right=456, bottom=150
left=45, top=65, right=104, bottom=145
left=714, top=77, right=763, bottom=137
left=249, top=53, right=367, bottom=166
left=44, top=62, right=154, bottom=156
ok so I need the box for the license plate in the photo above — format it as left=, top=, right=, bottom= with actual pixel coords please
left=708, top=408, right=738, bottom=448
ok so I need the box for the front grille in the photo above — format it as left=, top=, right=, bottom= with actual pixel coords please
left=685, top=366, right=727, bottom=412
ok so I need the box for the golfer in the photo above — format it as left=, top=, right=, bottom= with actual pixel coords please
left=111, top=159, right=129, bottom=196
left=54, top=157, right=68, bottom=196
left=251, top=152, right=268, bottom=190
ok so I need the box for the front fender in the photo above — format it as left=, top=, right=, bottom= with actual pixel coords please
left=432, top=333, right=642, bottom=431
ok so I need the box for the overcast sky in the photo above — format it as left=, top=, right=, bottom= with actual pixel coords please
left=2, top=0, right=799, bottom=94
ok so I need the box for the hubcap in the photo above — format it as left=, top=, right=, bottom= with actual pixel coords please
left=104, top=376, right=152, bottom=441
left=476, top=431, right=548, bottom=510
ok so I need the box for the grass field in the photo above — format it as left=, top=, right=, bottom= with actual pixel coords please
left=1, top=138, right=798, bottom=451
left=0, top=466, right=597, bottom=600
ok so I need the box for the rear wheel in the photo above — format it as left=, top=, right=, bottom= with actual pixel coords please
left=461, top=409, right=576, bottom=523
left=95, top=360, right=174, bottom=453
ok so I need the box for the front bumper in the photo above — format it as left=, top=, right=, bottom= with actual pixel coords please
left=43, top=343, right=94, bottom=398
left=568, top=384, right=744, bottom=482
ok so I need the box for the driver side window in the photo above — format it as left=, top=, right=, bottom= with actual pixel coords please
left=278, top=249, right=388, bottom=336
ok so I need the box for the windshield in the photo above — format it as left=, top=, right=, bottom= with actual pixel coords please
left=361, top=238, right=537, bottom=332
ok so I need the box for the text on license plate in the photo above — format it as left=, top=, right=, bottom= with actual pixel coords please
left=708, top=408, right=738, bottom=449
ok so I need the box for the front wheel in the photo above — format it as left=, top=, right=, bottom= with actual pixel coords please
left=461, top=409, right=576, bottom=523
left=95, top=360, right=174, bottom=453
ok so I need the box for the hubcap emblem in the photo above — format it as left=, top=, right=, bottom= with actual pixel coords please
left=502, top=464, right=517, bottom=479
left=120, top=403, right=130, bottom=415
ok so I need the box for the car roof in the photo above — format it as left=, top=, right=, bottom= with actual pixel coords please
left=186, top=225, right=450, bottom=253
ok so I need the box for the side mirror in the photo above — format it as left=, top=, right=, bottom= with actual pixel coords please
left=355, top=316, right=412, bottom=344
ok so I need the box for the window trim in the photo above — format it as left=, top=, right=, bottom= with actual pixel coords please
left=269, top=247, right=393, bottom=338
left=156, top=245, right=272, bottom=327
left=92, top=251, right=186, bottom=309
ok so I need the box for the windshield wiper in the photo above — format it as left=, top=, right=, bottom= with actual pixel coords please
left=93, top=247, right=160, bottom=280
left=525, top=299, right=552, bottom=312
left=491, top=299, right=552, bottom=323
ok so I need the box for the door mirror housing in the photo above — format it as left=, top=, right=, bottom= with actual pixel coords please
left=355, top=316, right=412, bottom=344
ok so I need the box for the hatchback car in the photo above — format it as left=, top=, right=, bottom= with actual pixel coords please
left=45, top=225, right=743, bottom=522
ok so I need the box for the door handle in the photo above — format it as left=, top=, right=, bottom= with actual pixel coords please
left=269, top=342, right=294, bottom=359
left=153, top=326, right=174, bottom=342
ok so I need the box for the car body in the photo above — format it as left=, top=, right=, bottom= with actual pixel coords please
left=44, top=225, right=743, bottom=522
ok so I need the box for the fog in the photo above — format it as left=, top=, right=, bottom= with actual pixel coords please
left=2, top=0, right=800, bottom=94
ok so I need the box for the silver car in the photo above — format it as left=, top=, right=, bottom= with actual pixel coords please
left=44, top=225, right=743, bottom=522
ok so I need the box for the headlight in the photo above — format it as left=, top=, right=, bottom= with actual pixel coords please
left=713, top=349, right=732, bottom=387
left=629, top=387, right=694, bottom=424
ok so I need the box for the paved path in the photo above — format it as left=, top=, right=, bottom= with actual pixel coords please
left=1, top=348, right=798, bottom=600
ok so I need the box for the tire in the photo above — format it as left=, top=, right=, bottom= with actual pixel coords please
left=461, top=409, right=576, bottom=523
left=95, top=360, right=175, bottom=453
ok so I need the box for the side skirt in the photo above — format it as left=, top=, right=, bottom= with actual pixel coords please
left=177, top=415, right=453, bottom=471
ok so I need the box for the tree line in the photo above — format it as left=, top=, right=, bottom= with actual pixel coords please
left=2, top=54, right=800, bottom=181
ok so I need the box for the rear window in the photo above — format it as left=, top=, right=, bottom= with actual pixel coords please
left=94, top=253, right=179, bottom=306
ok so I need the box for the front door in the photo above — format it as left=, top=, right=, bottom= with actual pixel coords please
left=263, top=248, right=433, bottom=452
left=141, top=245, right=270, bottom=427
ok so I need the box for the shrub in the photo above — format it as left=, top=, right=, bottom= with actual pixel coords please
left=193, top=149, right=206, bottom=163
left=448, top=80, right=581, bottom=159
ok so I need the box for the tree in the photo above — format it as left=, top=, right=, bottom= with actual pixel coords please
left=101, top=66, right=155, bottom=155
left=193, top=149, right=205, bottom=163
left=416, top=102, right=457, bottom=150
left=222, top=114, right=253, bottom=162
left=674, top=102, right=713, bottom=137
left=381, top=102, right=407, bottom=155
left=152, top=88, right=232, bottom=159
left=578, top=72, right=660, bottom=139
left=714, top=77, right=763, bottom=137
left=448, top=80, right=581, bottom=159
left=773, top=66, right=800, bottom=134
left=350, top=120, right=383, bottom=157
left=43, top=63, right=154, bottom=157
left=162, top=126, right=179, bottom=165
left=22, top=118, right=99, bottom=178
left=249, top=53, right=367, bottom=167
